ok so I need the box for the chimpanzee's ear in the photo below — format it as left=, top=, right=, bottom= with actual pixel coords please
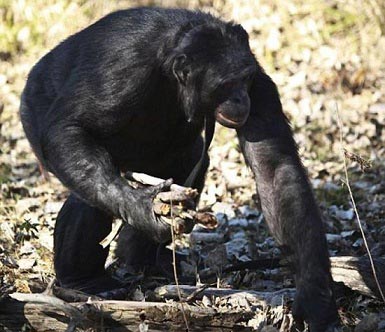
left=172, top=54, right=190, bottom=85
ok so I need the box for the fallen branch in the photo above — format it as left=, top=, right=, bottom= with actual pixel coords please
left=154, top=284, right=296, bottom=305
left=199, top=256, right=385, bottom=299
left=8, top=293, right=84, bottom=321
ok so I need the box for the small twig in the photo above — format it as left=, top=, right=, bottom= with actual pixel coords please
left=183, top=284, right=211, bottom=303
left=335, top=103, right=385, bottom=303
left=170, top=199, right=189, bottom=331
left=43, top=278, right=56, bottom=296
left=99, top=219, right=124, bottom=248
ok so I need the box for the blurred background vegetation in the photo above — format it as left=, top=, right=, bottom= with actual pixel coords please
left=1, top=0, right=384, bottom=171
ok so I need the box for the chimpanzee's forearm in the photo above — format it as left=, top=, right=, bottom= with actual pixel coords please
left=237, top=71, right=333, bottom=284
left=238, top=120, right=331, bottom=280
left=41, top=121, right=129, bottom=215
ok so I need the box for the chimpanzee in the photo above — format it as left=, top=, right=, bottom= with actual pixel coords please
left=20, top=7, right=338, bottom=331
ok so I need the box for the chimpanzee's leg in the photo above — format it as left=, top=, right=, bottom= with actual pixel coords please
left=54, top=193, right=122, bottom=294
left=116, top=137, right=209, bottom=271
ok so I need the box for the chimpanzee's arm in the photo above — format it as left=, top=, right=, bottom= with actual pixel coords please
left=237, top=72, right=338, bottom=331
left=40, top=93, right=171, bottom=243
left=42, top=105, right=124, bottom=212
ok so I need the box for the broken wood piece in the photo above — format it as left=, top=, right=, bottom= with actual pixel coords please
left=124, top=171, right=217, bottom=231
left=192, top=212, right=218, bottom=229
left=153, top=202, right=185, bottom=216
left=125, top=171, right=199, bottom=203
left=123, top=171, right=205, bottom=234
left=99, top=192, right=216, bottom=247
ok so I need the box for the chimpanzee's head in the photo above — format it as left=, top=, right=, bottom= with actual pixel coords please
left=170, top=22, right=257, bottom=128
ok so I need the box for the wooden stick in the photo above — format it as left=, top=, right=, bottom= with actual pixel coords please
left=125, top=171, right=189, bottom=192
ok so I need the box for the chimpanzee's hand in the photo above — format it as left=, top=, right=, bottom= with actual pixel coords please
left=292, top=281, right=339, bottom=332
left=119, top=179, right=174, bottom=243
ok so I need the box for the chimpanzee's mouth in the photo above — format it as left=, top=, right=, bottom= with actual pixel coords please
left=215, top=112, right=247, bottom=129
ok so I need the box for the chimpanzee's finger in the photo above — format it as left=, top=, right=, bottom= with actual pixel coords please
left=151, top=178, right=173, bottom=196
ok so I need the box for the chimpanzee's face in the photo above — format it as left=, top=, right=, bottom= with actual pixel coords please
left=171, top=24, right=256, bottom=128
left=207, top=66, right=255, bottom=129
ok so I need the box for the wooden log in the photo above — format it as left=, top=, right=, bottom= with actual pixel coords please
left=2, top=254, right=383, bottom=332
left=330, top=256, right=385, bottom=298
left=0, top=295, right=254, bottom=332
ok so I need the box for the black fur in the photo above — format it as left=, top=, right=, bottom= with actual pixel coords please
left=20, top=7, right=338, bottom=331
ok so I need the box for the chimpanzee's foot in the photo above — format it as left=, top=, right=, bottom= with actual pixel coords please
left=58, top=274, right=129, bottom=299
left=116, top=225, right=189, bottom=280
left=116, top=225, right=158, bottom=271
